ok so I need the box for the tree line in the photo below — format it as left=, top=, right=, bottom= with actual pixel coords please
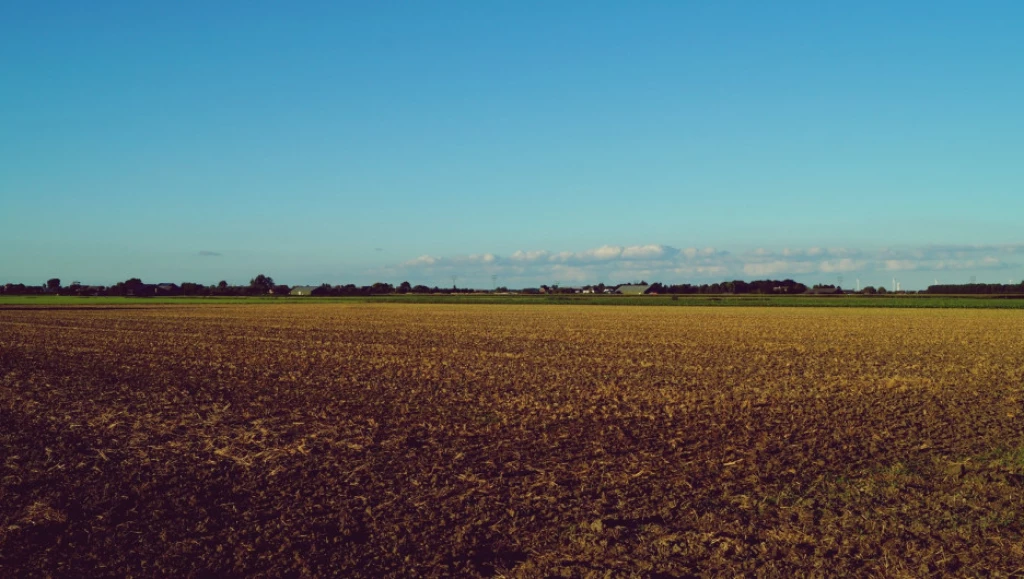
left=1, top=276, right=813, bottom=296
left=924, top=283, right=1024, bottom=295
left=5, top=276, right=1023, bottom=297
left=0, top=276, right=479, bottom=297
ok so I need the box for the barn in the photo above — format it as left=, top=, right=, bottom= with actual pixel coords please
left=614, top=284, right=651, bottom=295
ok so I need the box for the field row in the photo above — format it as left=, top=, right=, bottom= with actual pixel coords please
left=2, top=304, right=1024, bottom=576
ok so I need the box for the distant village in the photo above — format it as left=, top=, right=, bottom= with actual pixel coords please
left=4, top=276, right=1023, bottom=297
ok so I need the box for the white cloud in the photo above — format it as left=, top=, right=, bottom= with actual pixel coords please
left=673, top=264, right=730, bottom=276
left=743, top=260, right=816, bottom=277
left=549, top=264, right=590, bottom=282
left=621, top=244, right=665, bottom=259
left=883, top=260, right=918, bottom=271
left=927, top=243, right=1024, bottom=257
left=510, top=250, right=549, bottom=262
left=681, top=246, right=722, bottom=259
left=403, top=255, right=438, bottom=266
left=388, top=242, right=1024, bottom=287
left=548, top=251, right=575, bottom=262
left=581, top=245, right=623, bottom=260
left=818, top=258, right=864, bottom=273
left=827, top=247, right=860, bottom=257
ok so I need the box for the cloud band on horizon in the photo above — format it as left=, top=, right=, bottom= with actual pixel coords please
left=376, top=243, right=1024, bottom=287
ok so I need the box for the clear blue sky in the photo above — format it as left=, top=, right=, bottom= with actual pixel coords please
left=3, top=0, right=1022, bottom=289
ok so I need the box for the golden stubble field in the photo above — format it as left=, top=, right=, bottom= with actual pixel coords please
left=2, top=303, right=1023, bottom=577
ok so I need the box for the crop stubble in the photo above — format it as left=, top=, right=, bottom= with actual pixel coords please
left=2, top=304, right=1024, bottom=577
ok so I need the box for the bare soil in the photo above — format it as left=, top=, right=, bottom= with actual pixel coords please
left=2, top=304, right=1023, bottom=577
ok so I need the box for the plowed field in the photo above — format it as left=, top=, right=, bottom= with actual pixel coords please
left=2, top=304, right=1023, bottom=577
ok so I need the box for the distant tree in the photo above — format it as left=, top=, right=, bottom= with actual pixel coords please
left=495, top=286, right=509, bottom=293
left=398, top=281, right=412, bottom=294
left=108, top=278, right=149, bottom=297
left=46, top=278, right=61, bottom=293
left=861, top=286, right=877, bottom=295
left=28, top=283, right=45, bottom=295
left=271, top=284, right=290, bottom=296
left=181, top=282, right=207, bottom=296
left=310, top=283, right=333, bottom=297
left=926, top=282, right=1024, bottom=295
left=412, top=284, right=431, bottom=293
left=877, top=286, right=887, bottom=295
left=116, top=278, right=145, bottom=295
left=211, top=280, right=233, bottom=296
left=249, top=274, right=274, bottom=295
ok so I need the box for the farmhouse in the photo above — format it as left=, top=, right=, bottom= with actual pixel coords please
left=614, top=284, right=651, bottom=295
left=289, top=286, right=318, bottom=296
left=155, top=283, right=180, bottom=296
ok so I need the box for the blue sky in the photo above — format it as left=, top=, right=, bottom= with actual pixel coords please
left=2, top=1, right=1022, bottom=289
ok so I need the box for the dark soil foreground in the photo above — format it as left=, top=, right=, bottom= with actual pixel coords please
left=2, top=304, right=1024, bottom=577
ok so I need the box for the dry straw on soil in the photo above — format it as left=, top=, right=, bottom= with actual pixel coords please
left=2, top=304, right=1023, bottom=577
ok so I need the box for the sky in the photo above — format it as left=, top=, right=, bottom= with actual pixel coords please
left=2, top=1, right=1023, bottom=290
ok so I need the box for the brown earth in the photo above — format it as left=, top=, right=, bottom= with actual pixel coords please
left=2, top=304, right=1023, bottom=577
